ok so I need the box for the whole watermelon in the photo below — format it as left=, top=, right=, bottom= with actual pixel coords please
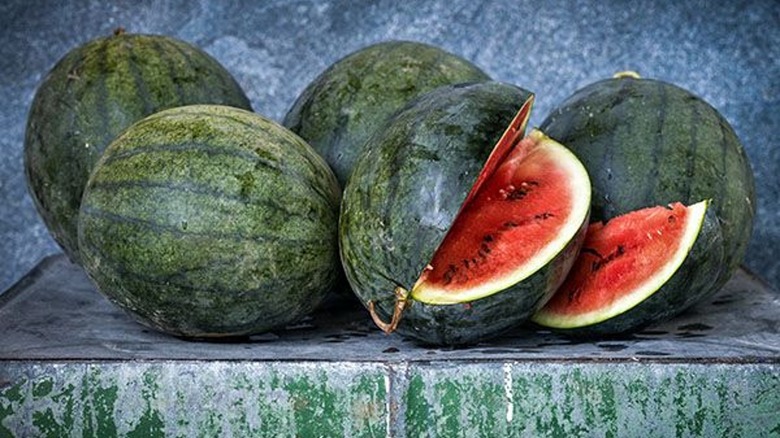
left=340, top=82, right=543, bottom=345
left=283, top=40, right=490, bottom=186
left=540, top=74, right=756, bottom=293
left=25, top=30, right=252, bottom=263
left=78, top=105, right=341, bottom=338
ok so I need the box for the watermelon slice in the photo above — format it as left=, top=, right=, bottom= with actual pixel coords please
left=532, top=200, right=722, bottom=334
left=411, top=128, right=592, bottom=304
left=353, top=93, right=592, bottom=344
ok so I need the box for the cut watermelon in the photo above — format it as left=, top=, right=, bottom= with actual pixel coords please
left=342, top=87, right=592, bottom=344
left=532, top=200, right=722, bottom=334
left=411, top=129, right=592, bottom=305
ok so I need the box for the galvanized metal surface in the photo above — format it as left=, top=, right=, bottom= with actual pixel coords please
left=2, top=361, right=779, bottom=437
left=1, top=255, right=779, bottom=437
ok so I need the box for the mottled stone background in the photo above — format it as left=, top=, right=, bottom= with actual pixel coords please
left=1, top=0, right=778, bottom=293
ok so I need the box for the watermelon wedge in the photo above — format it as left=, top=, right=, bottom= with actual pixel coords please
left=411, top=129, right=592, bottom=305
left=341, top=83, right=595, bottom=344
left=364, top=124, right=591, bottom=342
left=533, top=199, right=724, bottom=334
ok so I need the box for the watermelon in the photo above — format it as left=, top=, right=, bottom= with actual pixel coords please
left=77, top=105, right=341, bottom=338
left=340, top=82, right=591, bottom=345
left=283, top=40, right=490, bottom=186
left=539, top=74, right=755, bottom=295
left=533, top=200, right=724, bottom=335
left=25, top=29, right=252, bottom=263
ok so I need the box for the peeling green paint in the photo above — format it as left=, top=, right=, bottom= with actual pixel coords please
left=404, top=373, right=432, bottom=437
left=29, top=381, right=76, bottom=437
left=0, top=361, right=778, bottom=437
left=80, top=367, right=118, bottom=437
left=31, top=377, right=53, bottom=399
left=126, top=369, right=164, bottom=438
left=31, top=408, right=65, bottom=438
left=399, top=362, right=780, bottom=438
left=285, top=373, right=338, bottom=435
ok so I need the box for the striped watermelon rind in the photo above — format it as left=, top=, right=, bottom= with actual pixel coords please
left=25, top=31, right=252, bottom=263
left=540, top=76, right=755, bottom=293
left=340, top=81, right=588, bottom=346
left=78, top=105, right=341, bottom=338
left=283, top=40, right=490, bottom=186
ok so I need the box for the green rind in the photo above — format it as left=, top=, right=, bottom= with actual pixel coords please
left=283, top=40, right=491, bottom=186
left=534, top=207, right=725, bottom=337
left=539, top=76, right=755, bottom=293
left=403, top=217, right=588, bottom=345
left=78, top=105, right=341, bottom=338
left=340, top=82, right=558, bottom=345
left=25, top=32, right=252, bottom=263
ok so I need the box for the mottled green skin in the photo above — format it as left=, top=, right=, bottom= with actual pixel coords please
left=537, top=208, right=726, bottom=337
left=283, top=40, right=490, bottom=186
left=78, top=105, right=341, bottom=338
left=341, top=82, right=586, bottom=346
left=540, top=77, right=755, bottom=294
left=25, top=32, right=252, bottom=263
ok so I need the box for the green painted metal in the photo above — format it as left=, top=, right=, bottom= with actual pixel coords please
left=400, top=362, right=780, bottom=437
left=1, top=255, right=779, bottom=436
left=2, top=362, right=778, bottom=437
left=1, top=362, right=387, bottom=437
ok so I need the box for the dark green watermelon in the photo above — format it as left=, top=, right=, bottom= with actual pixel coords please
left=283, top=40, right=490, bottom=186
left=340, top=82, right=587, bottom=346
left=25, top=30, right=252, bottom=263
left=540, top=75, right=755, bottom=293
left=78, top=105, right=341, bottom=338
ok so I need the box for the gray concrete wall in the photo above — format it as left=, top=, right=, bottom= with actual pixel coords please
left=1, top=0, right=778, bottom=292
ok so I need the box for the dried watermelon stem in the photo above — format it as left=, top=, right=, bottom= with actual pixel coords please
left=367, top=286, right=409, bottom=334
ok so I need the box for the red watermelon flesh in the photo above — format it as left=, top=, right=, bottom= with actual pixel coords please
left=411, top=128, right=592, bottom=305
left=459, top=95, right=534, bottom=209
left=534, top=200, right=709, bottom=328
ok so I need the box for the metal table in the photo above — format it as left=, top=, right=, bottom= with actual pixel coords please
left=1, top=255, right=778, bottom=436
